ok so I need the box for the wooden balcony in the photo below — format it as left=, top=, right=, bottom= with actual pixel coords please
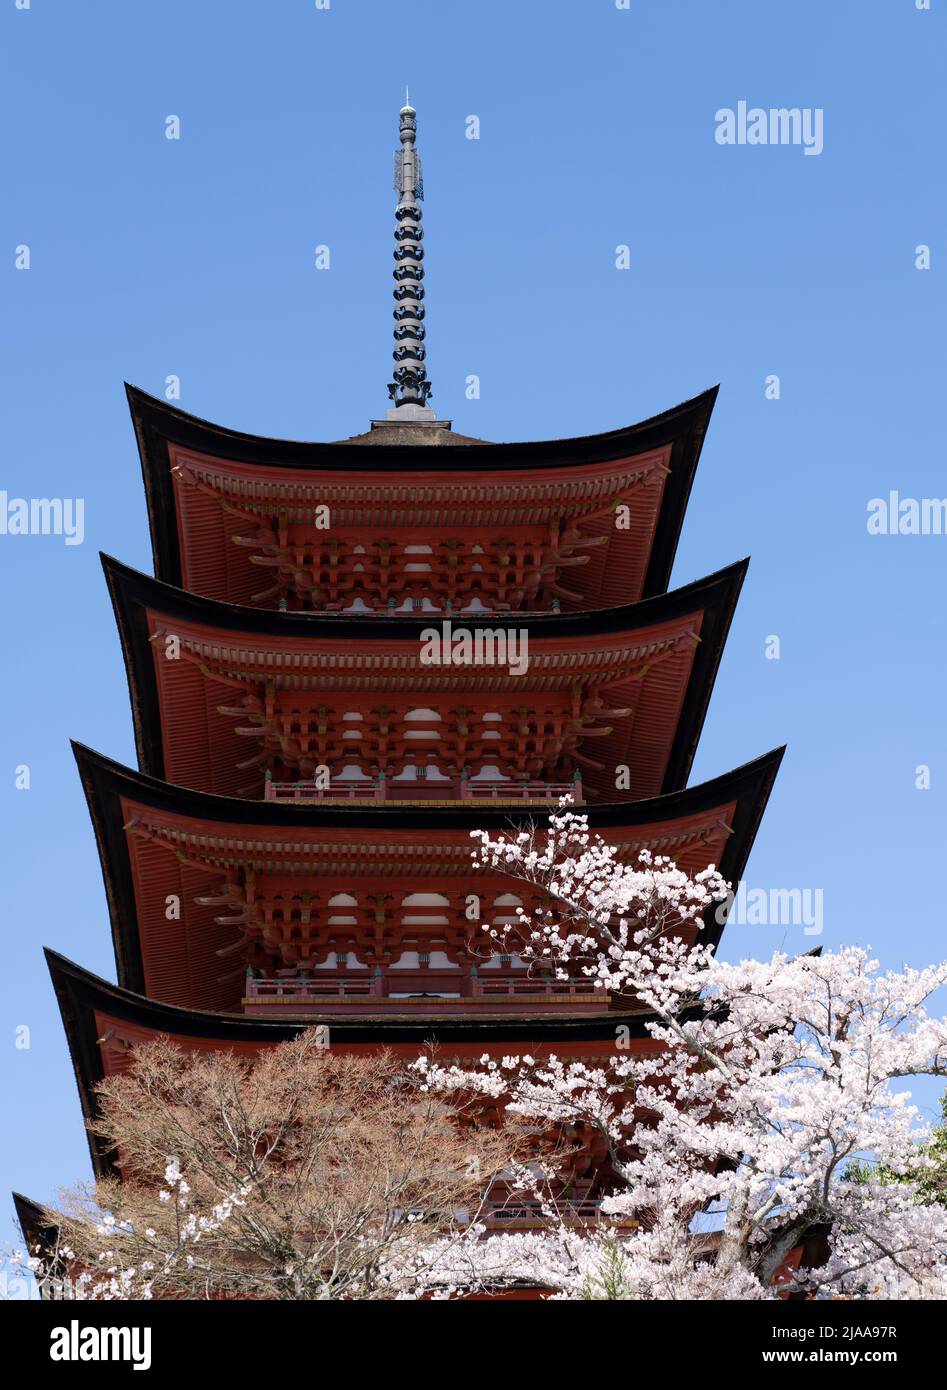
left=242, top=970, right=606, bottom=1017
left=263, top=773, right=583, bottom=806
left=483, top=1198, right=632, bottom=1229
left=396, top=1195, right=634, bottom=1232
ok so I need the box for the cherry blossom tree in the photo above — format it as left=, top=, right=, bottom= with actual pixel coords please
left=412, top=810, right=947, bottom=1299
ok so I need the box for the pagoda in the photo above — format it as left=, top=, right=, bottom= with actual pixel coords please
left=17, top=103, right=782, bottom=1243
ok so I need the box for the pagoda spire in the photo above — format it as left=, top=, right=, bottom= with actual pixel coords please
left=387, top=97, right=435, bottom=419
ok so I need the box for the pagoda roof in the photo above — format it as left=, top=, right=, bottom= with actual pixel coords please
left=127, top=384, right=719, bottom=607
left=103, top=552, right=747, bottom=802
left=12, top=1192, right=56, bottom=1277
left=44, top=947, right=708, bottom=1180
left=73, top=741, right=783, bottom=1011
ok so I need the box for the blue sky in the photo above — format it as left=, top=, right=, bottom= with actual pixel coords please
left=2, top=0, right=945, bottom=1246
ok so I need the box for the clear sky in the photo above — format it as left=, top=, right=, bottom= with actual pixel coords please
left=2, top=0, right=945, bottom=1248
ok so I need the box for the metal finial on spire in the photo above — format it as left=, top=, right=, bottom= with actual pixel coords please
left=387, top=98, right=434, bottom=418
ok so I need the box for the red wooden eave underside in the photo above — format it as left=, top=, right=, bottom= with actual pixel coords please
left=92, top=1006, right=671, bottom=1077
left=145, top=606, right=703, bottom=801
left=118, top=794, right=738, bottom=1013
left=169, top=442, right=672, bottom=611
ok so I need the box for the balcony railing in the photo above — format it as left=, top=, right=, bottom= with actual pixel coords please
left=396, top=1197, right=627, bottom=1230
left=246, top=976, right=383, bottom=1000
left=485, top=1199, right=605, bottom=1224
left=473, top=977, right=593, bottom=997
left=244, top=974, right=595, bottom=1001
left=264, top=773, right=582, bottom=805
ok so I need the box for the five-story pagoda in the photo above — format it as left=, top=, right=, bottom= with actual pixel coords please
left=20, top=103, right=782, bottom=1221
